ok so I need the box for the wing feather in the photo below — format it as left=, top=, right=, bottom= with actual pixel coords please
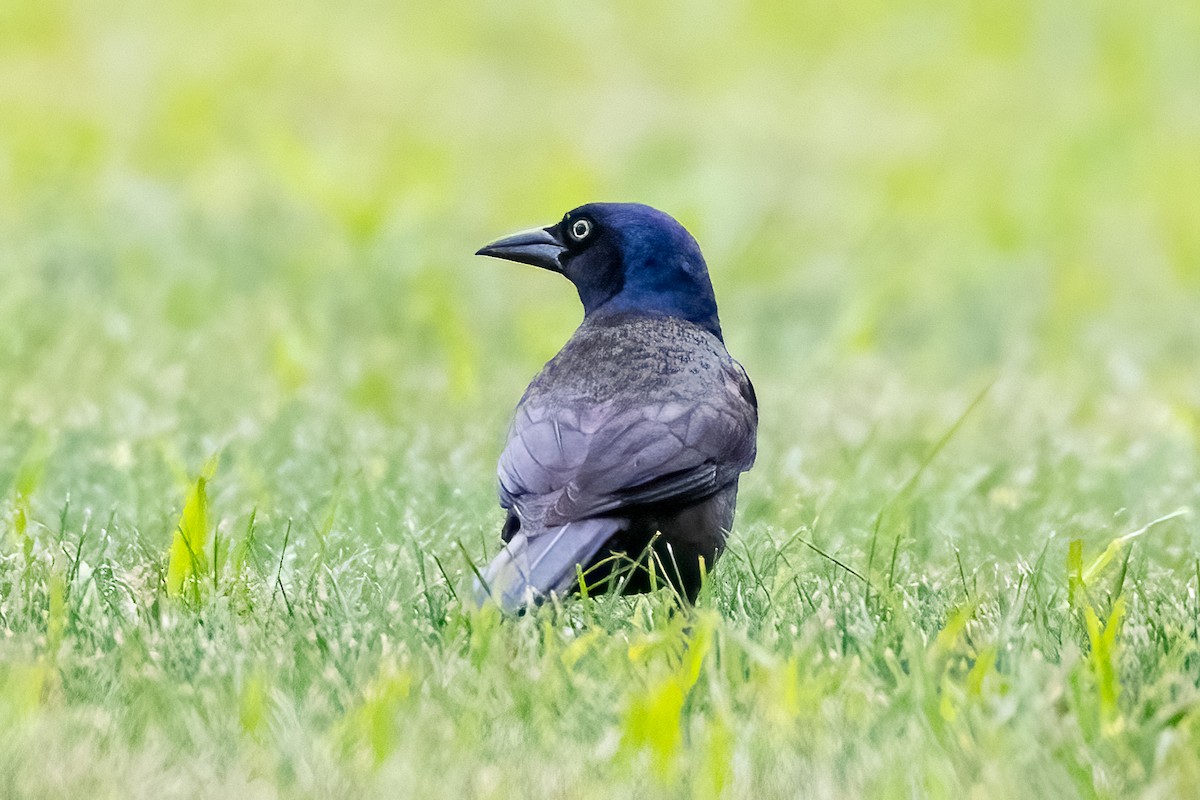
left=500, top=384, right=755, bottom=527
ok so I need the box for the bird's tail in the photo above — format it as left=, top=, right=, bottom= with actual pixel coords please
left=474, top=518, right=621, bottom=613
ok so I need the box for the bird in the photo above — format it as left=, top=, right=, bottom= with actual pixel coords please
left=473, top=202, right=757, bottom=613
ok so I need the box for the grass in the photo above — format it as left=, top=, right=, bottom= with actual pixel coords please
left=2, top=0, right=1200, bottom=797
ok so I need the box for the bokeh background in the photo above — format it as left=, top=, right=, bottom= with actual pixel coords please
left=1, top=1, right=1199, bottom=797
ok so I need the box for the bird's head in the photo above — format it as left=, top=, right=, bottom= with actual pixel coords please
left=477, top=203, right=722, bottom=340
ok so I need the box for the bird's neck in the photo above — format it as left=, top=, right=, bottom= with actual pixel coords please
left=585, top=289, right=723, bottom=341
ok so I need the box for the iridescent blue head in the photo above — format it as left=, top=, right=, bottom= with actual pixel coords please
left=477, top=203, right=723, bottom=340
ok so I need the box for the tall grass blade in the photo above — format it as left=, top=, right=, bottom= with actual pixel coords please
left=166, top=455, right=219, bottom=600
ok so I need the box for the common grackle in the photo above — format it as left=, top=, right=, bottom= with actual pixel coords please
left=473, top=203, right=757, bottom=612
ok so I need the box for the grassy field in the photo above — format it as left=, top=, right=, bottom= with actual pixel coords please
left=2, top=1, right=1200, bottom=797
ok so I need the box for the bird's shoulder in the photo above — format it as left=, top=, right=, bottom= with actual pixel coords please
left=522, top=313, right=739, bottom=405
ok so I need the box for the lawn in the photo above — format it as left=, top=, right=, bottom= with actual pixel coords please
left=1, top=1, right=1199, bottom=797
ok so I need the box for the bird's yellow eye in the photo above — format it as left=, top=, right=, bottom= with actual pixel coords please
left=569, top=219, right=592, bottom=241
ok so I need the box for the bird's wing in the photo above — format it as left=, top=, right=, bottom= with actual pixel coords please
left=498, top=360, right=757, bottom=528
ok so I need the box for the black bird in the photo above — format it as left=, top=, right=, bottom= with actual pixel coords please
left=473, top=203, right=757, bottom=612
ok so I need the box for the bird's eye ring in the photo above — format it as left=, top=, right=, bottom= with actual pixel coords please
left=569, top=219, right=592, bottom=241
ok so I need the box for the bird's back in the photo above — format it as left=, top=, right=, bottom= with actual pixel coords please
left=522, top=313, right=750, bottom=408
left=499, top=312, right=757, bottom=530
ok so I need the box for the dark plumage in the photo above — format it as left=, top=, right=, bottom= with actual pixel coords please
left=473, top=203, right=757, bottom=612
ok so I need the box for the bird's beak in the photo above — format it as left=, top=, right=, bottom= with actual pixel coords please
left=475, top=226, right=566, bottom=273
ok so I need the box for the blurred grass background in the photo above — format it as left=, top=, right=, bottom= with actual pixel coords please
left=1, top=0, right=1199, bottom=797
